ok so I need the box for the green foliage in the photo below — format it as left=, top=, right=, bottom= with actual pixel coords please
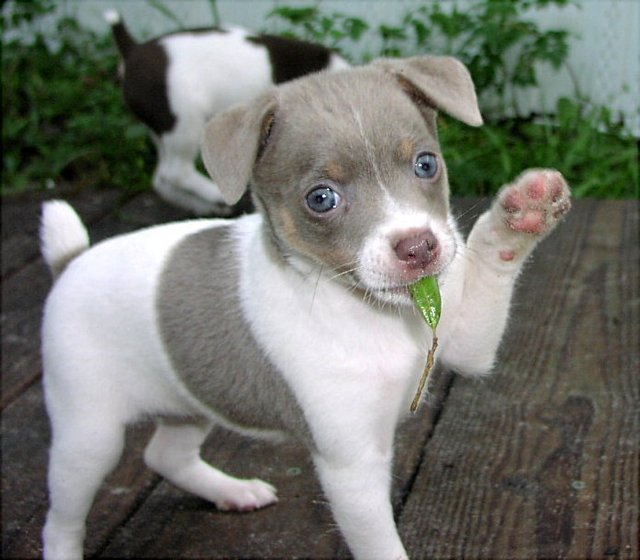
left=2, top=1, right=154, bottom=196
left=1, top=0, right=637, bottom=199
left=268, top=0, right=638, bottom=199
left=267, top=6, right=368, bottom=54
left=270, top=0, right=572, bottom=112
left=438, top=99, right=638, bottom=198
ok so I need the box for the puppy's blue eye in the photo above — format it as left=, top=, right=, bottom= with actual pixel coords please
left=306, top=186, right=341, bottom=213
left=415, top=152, right=438, bottom=179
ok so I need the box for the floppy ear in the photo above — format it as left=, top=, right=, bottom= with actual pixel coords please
left=375, top=56, right=483, bottom=127
left=201, top=92, right=277, bottom=205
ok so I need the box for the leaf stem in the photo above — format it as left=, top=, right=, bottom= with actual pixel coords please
left=410, top=331, right=438, bottom=413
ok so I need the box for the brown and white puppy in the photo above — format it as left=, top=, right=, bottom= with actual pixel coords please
left=40, top=56, right=570, bottom=559
left=105, top=10, right=349, bottom=215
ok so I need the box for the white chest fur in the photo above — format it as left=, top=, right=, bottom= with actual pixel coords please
left=236, top=217, right=428, bottom=458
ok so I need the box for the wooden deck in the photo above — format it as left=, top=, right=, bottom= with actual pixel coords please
left=1, top=188, right=638, bottom=559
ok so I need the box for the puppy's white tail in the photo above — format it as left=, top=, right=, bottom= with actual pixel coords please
left=40, top=201, right=90, bottom=281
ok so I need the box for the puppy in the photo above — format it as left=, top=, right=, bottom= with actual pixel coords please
left=40, top=56, right=571, bottom=559
left=105, top=10, right=349, bottom=215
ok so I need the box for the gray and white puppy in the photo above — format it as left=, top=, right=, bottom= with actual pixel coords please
left=105, top=10, right=349, bottom=215
left=40, top=56, right=571, bottom=559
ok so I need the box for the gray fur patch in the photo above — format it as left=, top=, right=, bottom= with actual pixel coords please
left=156, top=224, right=312, bottom=445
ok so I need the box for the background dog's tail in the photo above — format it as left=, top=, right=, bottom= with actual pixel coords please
left=40, top=201, right=90, bottom=281
left=104, top=9, right=137, bottom=59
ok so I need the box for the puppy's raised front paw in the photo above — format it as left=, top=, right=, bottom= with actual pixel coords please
left=500, top=169, right=571, bottom=235
left=492, top=169, right=571, bottom=261
left=215, top=478, right=278, bottom=512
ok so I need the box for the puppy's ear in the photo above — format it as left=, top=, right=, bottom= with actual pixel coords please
left=375, top=56, right=483, bottom=127
left=202, top=93, right=278, bottom=205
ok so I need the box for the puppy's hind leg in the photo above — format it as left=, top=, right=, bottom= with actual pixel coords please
left=144, top=418, right=278, bottom=511
left=43, top=416, right=126, bottom=560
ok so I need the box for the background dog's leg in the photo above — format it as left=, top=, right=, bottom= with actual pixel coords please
left=313, top=453, right=408, bottom=560
left=144, top=419, right=278, bottom=511
left=152, top=122, right=230, bottom=215
left=439, top=169, right=571, bottom=375
left=43, top=419, right=126, bottom=560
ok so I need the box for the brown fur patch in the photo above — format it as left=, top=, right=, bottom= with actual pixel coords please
left=324, top=161, right=347, bottom=184
left=276, top=208, right=352, bottom=272
left=277, top=208, right=300, bottom=245
left=398, top=138, right=415, bottom=162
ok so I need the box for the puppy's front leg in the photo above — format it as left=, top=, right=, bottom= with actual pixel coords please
left=440, top=169, right=571, bottom=375
left=314, top=452, right=408, bottom=560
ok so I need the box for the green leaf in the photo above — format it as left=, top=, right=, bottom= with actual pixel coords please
left=343, top=17, right=369, bottom=41
left=408, top=276, right=441, bottom=330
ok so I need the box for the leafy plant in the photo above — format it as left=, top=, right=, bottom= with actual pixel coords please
left=270, top=0, right=572, bottom=116
left=1, top=0, right=636, bottom=199
left=438, top=99, right=638, bottom=198
left=267, top=6, right=368, bottom=57
left=267, top=0, right=637, bottom=198
left=401, top=0, right=571, bottom=117
left=2, top=1, right=154, bottom=196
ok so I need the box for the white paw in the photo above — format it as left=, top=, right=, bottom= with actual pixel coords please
left=215, top=478, right=278, bottom=512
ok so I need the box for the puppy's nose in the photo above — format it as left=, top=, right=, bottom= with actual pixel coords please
left=394, top=230, right=439, bottom=270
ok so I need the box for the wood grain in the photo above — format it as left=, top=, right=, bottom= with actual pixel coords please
left=0, top=190, right=190, bottom=408
left=1, top=193, right=637, bottom=559
left=399, top=200, right=639, bottom=559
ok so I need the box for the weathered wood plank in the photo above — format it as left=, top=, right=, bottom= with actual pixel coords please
left=1, top=189, right=138, bottom=407
left=1, top=188, right=127, bottom=278
left=0, top=191, right=191, bottom=409
left=1, top=384, right=50, bottom=559
left=87, top=191, right=194, bottom=244
left=98, top=435, right=347, bottom=559
left=97, top=371, right=454, bottom=559
left=0, top=374, right=452, bottom=559
left=0, top=382, right=159, bottom=559
left=399, top=199, right=639, bottom=559
left=1, top=259, right=51, bottom=408
left=2, top=195, right=637, bottom=560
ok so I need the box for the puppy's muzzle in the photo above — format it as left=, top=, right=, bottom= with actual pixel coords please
left=394, top=229, right=440, bottom=272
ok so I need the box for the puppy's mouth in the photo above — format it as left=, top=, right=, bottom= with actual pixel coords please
left=328, top=221, right=456, bottom=307
left=348, top=245, right=452, bottom=307
left=350, top=271, right=440, bottom=307
left=373, top=284, right=413, bottom=305
left=347, top=220, right=456, bottom=306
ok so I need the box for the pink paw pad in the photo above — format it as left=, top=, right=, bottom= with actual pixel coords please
left=499, top=250, right=516, bottom=262
left=501, top=170, right=571, bottom=236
